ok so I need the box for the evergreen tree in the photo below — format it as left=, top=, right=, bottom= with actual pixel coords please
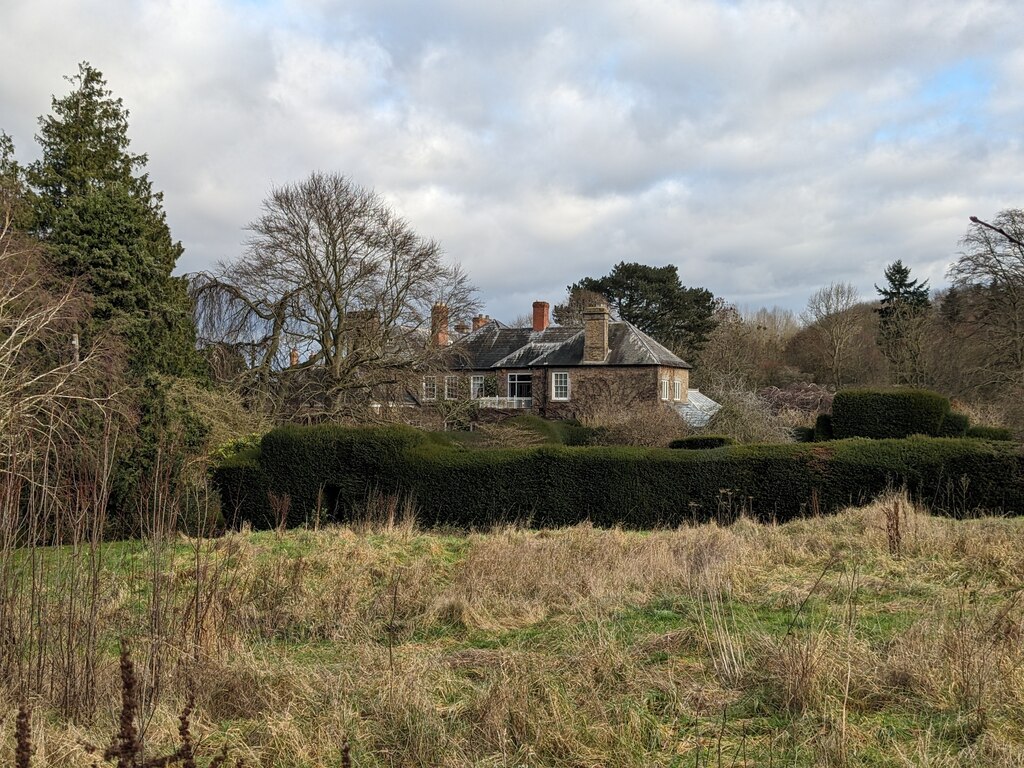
left=563, top=262, right=717, bottom=359
left=875, top=260, right=931, bottom=385
left=25, top=62, right=203, bottom=378
left=0, top=133, right=31, bottom=229
left=876, top=260, right=930, bottom=321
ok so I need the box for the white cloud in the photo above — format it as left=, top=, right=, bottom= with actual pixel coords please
left=1, top=0, right=1023, bottom=323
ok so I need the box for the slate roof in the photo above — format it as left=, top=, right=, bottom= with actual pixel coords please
left=672, top=390, right=723, bottom=428
left=447, top=320, right=692, bottom=370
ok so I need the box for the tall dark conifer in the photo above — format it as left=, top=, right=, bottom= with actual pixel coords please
left=876, top=260, right=930, bottom=321
left=26, top=62, right=202, bottom=378
left=875, top=260, right=931, bottom=385
left=560, top=262, right=717, bottom=359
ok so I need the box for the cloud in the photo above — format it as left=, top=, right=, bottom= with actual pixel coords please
left=1, top=0, right=1023, bottom=323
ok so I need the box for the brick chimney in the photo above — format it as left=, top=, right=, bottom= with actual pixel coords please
left=532, top=301, right=550, bottom=332
left=472, top=314, right=489, bottom=331
left=583, top=304, right=610, bottom=363
left=290, top=347, right=299, bottom=367
left=431, top=302, right=450, bottom=346
left=454, top=322, right=469, bottom=336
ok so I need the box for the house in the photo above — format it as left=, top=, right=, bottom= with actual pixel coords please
left=422, top=301, right=721, bottom=427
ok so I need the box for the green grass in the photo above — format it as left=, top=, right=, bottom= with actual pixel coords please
left=4, top=497, right=1024, bottom=766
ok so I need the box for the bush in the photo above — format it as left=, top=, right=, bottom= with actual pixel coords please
left=966, top=425, right=1015, bottom=441
left=701, top=386, right=796, bottom=444
left=791, top=426, right=815, bottom=443
left=832, top=389, right=950, bottom=440
left=669, top=435, right=736, bottom=449
left=938, top=412, right=970, bottom=438
left=814, top=414, right=834, bottom=442
left=215, top=425, right=1024, bottom=530
left=212, top=446, right=272, bottom=528
left=556, top=421, right=605, bottom=447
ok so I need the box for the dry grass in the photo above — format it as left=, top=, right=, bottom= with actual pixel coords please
left=4, top=492, right=1024, bottom=766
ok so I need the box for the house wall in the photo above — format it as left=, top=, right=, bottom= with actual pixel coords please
left=439, top=365, right=690, bottom=418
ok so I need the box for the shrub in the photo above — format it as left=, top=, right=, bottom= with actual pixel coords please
left=259, top=424, right=429, bottom=526
left=832, top=389, right=950, bottom=440
left=212, top=446, right=272, bottom=529
left=814, top=414, right=834, bottom=442
left=966, top=425, right=1015, bottom=441
left=938, top=412, right=970, bottom=438
left=216, top=425, right=1024, bottom=530
left=669, top=435, right=736, bottom=449
left=701, top=386, right=795, bottom=444
left=791, top=426, right=815, bottom=443
left=557, top=421, right=605, bottom=446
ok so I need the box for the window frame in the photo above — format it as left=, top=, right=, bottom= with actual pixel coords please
left=444, top=375, right=458, bottom=400
left=470, top=375, right=485, bottom=399
left=551, top=371, right=570, bottom=401
left=660, top=377, right=670, bottom=401
left=673, top=379, right=682, bottom=401
left=422, top=376, right=437, bottom=401
left=508, top=373, right=533, bottom=399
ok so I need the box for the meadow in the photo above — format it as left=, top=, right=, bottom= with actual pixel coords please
left=3, top=493, right=1023, bottom=767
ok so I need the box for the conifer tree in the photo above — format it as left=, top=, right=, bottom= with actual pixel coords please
left=875, top=260, right=931, bottom=385
left=26, top=62, right=202, bottom=378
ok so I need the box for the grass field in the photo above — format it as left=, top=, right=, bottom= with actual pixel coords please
left=3, top=493, right=1024, bottom=767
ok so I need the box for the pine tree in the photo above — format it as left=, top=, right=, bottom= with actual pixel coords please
left=876, top=260, right=930, bottom=321
left=26, top=62, right=203, bottom=378
left=565, top=262, right=717, bottom=359
left=875, top=260, right=931, bottom=385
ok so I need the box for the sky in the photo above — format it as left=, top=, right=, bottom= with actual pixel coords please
left=2, top=0, right=1023, bottom=324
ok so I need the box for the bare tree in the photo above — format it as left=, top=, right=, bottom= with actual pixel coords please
left=800, top=282, right=861, bottom=390
left=948, top=210, right=1024, bottom=388
left=191, top=172, right=479, bottom=420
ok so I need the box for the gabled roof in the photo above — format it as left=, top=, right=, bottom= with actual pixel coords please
left=448, top=320, right=692, bottom=370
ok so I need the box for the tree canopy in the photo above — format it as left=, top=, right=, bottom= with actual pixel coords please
left=22, top=62, right=201, bottom=379
left=557, top=262, right=717, bottom=359
left=191, top=171, right=478, bottom=420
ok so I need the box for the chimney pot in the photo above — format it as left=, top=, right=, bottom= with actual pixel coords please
left=532, top=301, right=550, bottom=332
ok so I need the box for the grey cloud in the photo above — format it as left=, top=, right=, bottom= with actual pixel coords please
left=2, top=0, right=1024, bottom=324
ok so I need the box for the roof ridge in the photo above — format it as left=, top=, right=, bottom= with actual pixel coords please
left=622, top=321, right=691, bottom=367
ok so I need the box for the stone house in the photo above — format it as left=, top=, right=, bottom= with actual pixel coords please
left=422, top=301, right=721, bottom=426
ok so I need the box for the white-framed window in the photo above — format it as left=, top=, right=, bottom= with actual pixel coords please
left=508, top=373, right=532, bottom=398
left=660, top=378, right=670, bottom=401
left=444, top=375, right=458, bottom=400
left=470, top=375, right=485, bottom=399
left=551, top=371, right=570, bottom=401
left=422, top=376, right=437, bottom=401
left=673, top=380, right=682, bottom=401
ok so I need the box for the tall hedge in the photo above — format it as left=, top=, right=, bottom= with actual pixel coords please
left=832, top=389, right=950, bottom=439
left=213, top=426, right=1024, bottom=530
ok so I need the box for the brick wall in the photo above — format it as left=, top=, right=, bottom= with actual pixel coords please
left=442, top=365, right=690, bottom=419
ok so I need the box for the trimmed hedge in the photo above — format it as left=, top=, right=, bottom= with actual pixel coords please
left=966, top=425, right=1015, bottom=441
left=213, top=425, right=1024, bottom=530
left=791, top=426, right=816, bottom=443
left=814, top=414, right=834, bottom=442
left=211, top=447, right=273, bottom=529
left=938, top=412, right=970, bottom=438
left=832, top=389, right=950, bottom=439
left=669, top=435, right=736, bottom=449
